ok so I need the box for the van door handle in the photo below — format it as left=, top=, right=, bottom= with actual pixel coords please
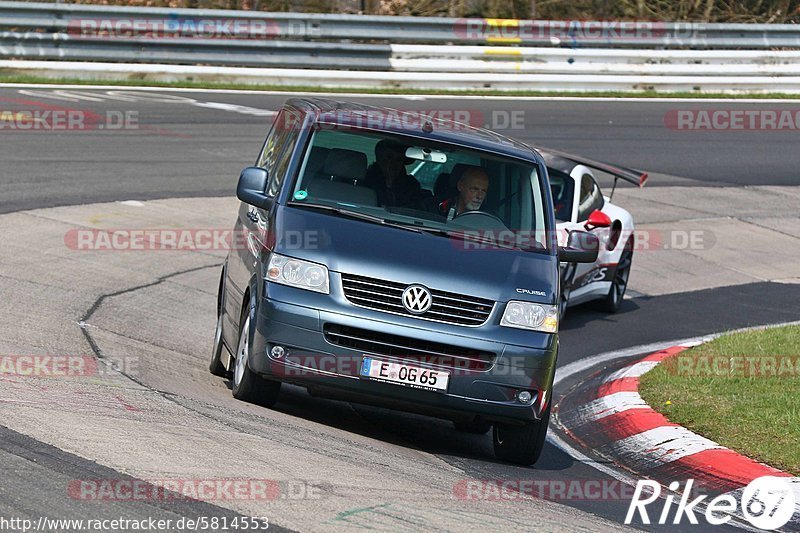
left=246, top=209, right=259, bottom=223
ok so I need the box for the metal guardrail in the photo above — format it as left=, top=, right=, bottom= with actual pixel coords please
left=2, top=1, right=800, bottom=92
left=3, top=1, right=800, bottom=49
left=7, top=59, right=800, bottom=93
left=389, top=46, right=800, bottom=75
left=0, top=32, right=392, bottom=69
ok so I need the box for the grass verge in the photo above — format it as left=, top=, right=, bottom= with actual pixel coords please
left=2, top=73, right=800, bottom=99
left=639, top=324, right=800, bottom=476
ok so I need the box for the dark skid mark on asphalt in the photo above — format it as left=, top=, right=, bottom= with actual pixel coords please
left=78, top=262, right=222, bottom=386
left=36, top=263, right=300, bottom=531
left=0, top=425, right=292, bottom=531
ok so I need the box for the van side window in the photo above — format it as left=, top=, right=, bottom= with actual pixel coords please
left=258, top=108, right=302, bottom=197
left=577, top=174, right=604, bottom=222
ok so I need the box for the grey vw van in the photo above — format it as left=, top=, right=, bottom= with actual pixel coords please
left=209, top=98, right=597, bottom=465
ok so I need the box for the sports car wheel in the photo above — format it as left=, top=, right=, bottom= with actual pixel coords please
left=232, top=307, right=281, bottom=407
left=598, top=244, right=633, bottom=313
left=492, top=403, right=551, bottom=466
left=559, top=263, right=576, bottom=321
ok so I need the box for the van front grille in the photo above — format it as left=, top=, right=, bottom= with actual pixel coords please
left=323, top=324, right=496, bottom=371
left=340, top=274, right=494, bottom=327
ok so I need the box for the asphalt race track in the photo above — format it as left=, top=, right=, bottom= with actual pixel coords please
left=3, top=88, right=800, bottom=215
left=1, top=86, right=799, bottom=532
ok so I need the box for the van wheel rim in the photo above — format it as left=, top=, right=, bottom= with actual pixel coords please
left=213, top=313, right=223, bottom=349
left=234, top=316, right=249, bottom=387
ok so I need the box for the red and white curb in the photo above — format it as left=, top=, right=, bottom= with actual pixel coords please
left=561, top=341, right=800, bottom=526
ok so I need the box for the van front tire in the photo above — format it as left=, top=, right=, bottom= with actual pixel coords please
left=492, top=404, right=551, bottom=466
left=209, top=311, right=230, bottom=377
left=231, top=308, right=280, bottom=407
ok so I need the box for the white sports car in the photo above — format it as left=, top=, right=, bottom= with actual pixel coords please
left=538, top=148, right=647, bottom=319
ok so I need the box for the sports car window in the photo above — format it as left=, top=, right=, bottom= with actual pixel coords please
left=548, top=170, right=575, bottom=222
left=577, top=174, right=604, bottom=222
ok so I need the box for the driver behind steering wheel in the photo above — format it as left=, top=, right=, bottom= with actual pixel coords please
left=439, top=166, right=489, bottom=220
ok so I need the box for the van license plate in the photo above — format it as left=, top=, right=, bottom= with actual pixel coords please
left=360, top=357, right=449, bottom=393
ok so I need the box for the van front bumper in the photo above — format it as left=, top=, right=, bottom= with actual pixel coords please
left=248, top=295, right=557, bottom=425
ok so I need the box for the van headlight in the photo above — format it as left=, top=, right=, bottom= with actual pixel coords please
left=267, top=253, right=329, bottom=294
left=501, top=301, right=558, bottom=333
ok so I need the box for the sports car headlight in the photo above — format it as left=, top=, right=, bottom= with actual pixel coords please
left=501, top=301, right=558, bottom=333
left=266, top=253, right=329, bottom=294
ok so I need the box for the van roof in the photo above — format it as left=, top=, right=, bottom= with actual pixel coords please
left=285, top=97, right=543, bottom=163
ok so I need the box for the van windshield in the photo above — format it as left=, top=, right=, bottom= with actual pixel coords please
left=289, top=126, right=550, bottom=252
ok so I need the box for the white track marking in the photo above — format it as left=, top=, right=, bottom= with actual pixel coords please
left=575, top=391, right=650, bottom=422
left=552, top=339, right=697, bottom=389
left=600, top=425, right=725, bottom=470
left=5, top=83, right=800, bottom=103
left=553, top=318, right=800, bottom=390
left=602, top=361, right=660, bottom=382
left=193, top=101, right=277, bottom=116
left=549, top=418, right=755, bottom=531
left=548, top=320, right=800, bottom=531
left=14, top=89, right=277, bottom=118
left=17, top=89, right=201, bottom=104
left=546, top=430, right=640, bottom=486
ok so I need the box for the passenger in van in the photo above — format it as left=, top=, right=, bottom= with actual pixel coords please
left=363, top=139, right=425, bottom=208
left=438, top=166, right=490, bottom=218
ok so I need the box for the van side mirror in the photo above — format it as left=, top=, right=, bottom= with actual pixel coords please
left=236, top=167, right=270, bottom=208
left=558, top=231, right=599, bottom=263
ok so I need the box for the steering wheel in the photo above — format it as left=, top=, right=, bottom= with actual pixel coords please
left=452, top=210, right=506, bottom=226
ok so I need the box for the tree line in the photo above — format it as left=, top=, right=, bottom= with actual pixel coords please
left=34, top=0, right=800, bottom=23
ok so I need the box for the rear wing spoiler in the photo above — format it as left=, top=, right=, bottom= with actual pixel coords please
left=542, top=148, right=649, bottom=188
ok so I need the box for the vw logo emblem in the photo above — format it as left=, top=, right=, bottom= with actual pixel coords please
left=402, top=285, right=432, bottom=314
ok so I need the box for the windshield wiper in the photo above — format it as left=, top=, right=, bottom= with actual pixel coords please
left=290, top=203, right=424, bottom=233
left=290, top=203, right=542, bottom=250
left=442, top=227, right=544, bottom=252
left=381, top=221, right=515, bottom=249
left=369, top=218, right=527, bottom=250
left=377, top=218, right=433, bottom=233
